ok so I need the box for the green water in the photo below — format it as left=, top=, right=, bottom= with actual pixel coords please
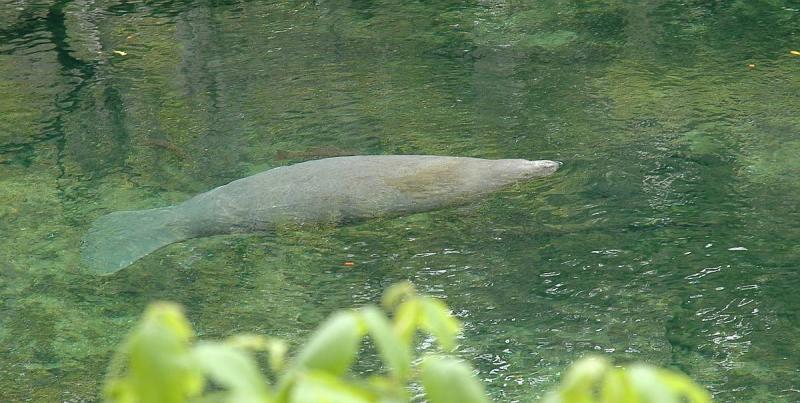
left=2, top=0, right=800, bottom=401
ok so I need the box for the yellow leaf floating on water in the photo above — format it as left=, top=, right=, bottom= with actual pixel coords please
left=113, top=50, right=128, bottom=56
left=790, top=50, right=800, bottom=56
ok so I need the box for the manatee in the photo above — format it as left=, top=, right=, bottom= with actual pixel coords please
left=81, top=155, right=559, bottom=275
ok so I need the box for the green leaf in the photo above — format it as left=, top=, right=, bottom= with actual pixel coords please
left=627, top=365, right=682, bottom=403
left=562, top=355, right=609, bottom=389
left=363, top=376, right=408, bottom=403
left=193, top=343, right=272, bottom=403
left=542, top=356, right=609, bottom=403
left=360, top=306, right=412, bottom=380
left=381, top=281, right=416, bottom=311
left=420, top=356, right=490, bottom=403
left=542, top=356, right=711, bottom=403
left=600, top=369, right=635, bottom=403
left=226, top=334, right=288, bottom=372
left=393, top=299, right=420, bottom=345
left=419, top=298, right=461, bottom=351
left=627, top=365, right=712, bottom=403
left=289, top=372, right=375, bottom=403
left=104, top=302, right=204, bottom=403
left=651, top=367, right=711, bottom=403
left=292, top=311, right=364, bottom=375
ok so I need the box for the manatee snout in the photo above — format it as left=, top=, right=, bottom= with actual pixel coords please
left=530, top=159, right=561, bottom=175
left=503, top=159, right=560, bottom=179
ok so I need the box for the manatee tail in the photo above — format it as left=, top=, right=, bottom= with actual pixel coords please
left=81, top=206, right=190, bottom=275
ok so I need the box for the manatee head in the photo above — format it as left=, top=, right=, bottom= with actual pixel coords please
left=490, top=159, right=561, bottom=182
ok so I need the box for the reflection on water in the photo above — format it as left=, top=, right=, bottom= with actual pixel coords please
left=2, top=0, right=800, bottom=401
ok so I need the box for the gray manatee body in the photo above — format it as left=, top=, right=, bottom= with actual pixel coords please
left=81, top=155, right=559, bottom=275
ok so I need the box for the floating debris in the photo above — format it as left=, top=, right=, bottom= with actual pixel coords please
left=791, top=50, right=800, bottom=56
left=728, top=246, right=748, bottom=251
left=112, top=50, right=128, bottom=56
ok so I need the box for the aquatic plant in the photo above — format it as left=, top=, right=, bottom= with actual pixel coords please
left=104, top=282, right=709, bottom=403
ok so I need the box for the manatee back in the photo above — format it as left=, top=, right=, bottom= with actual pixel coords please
left=183, top=155, right=497, bottom=229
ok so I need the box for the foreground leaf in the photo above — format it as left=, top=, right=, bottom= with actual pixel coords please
left=292, top=311, right=364, bottom=375
left=382, top=281, right=416, bottom=311
left=393, top=299, right=420, bottom=345
left=628, top=365, right=711, bottom=403
left=360, top=306, right=412, bottom=380
left=419, top=298, right=461, bottom=351
left=543, top=356, right=711, bottom=403
left=104, top=302, right=204, bottom=403
left=226, top=334, right=288, bottom=372
left=290, top=372, right=375, bottom=403
left=420, top=356, right=490, bottom=403
left=193, top=343, right=272, bottom=403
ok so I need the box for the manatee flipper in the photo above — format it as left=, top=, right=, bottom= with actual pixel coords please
left=81, top=207, right=190, bottom=275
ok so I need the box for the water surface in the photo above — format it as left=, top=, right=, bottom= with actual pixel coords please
left=1, top=0, right=800, bottom=401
